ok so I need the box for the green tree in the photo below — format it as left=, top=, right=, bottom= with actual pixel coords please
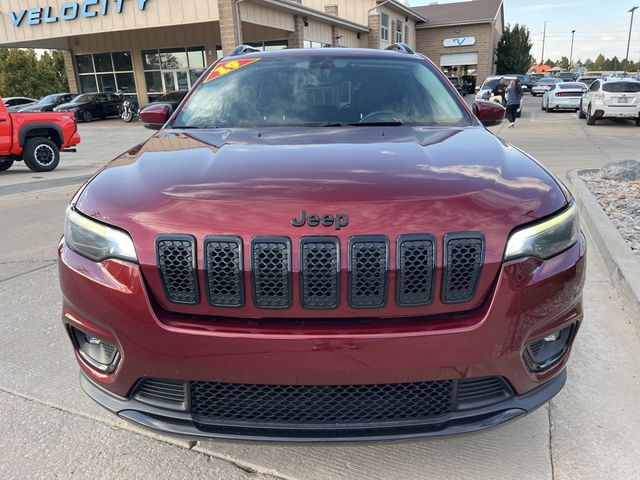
left=544, top=58, right=556, bottom=67
left=559, top=56, right=570, bottom=69
left=495, top=24, right=535, bottom=74
left=584, top=58, right=594, bottom=69
left=593, top=54, right=606, bottom=70
left=0, top=48, right=69, bottom=98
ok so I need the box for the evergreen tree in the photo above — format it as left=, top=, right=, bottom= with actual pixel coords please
left=495, top=24, right=535, bottom=74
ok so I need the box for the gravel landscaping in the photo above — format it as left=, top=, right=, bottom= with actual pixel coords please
left=580, top=160, right=640, bottom=259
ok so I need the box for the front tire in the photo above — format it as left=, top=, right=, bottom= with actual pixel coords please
left=0, top=159, right=14, bottom=171
left=23, top=138, right=60, bottom=172
left=81, top=110, right=93, bottom=123
left=586, top=105, right=596, bottom=125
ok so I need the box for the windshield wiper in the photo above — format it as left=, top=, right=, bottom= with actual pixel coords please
left=171, top=125, right=219, bottom=129
left=313, top=121, right=403, bottom=127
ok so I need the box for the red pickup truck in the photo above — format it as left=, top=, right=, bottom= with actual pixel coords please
left=0, top=97, right=80, bottom=172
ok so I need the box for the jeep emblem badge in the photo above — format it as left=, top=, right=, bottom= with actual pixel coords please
left=291, top=210, right=349, bottom=230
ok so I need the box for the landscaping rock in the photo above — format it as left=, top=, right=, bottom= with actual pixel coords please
left=598, top=160, right=640, bottom=181
left=581, top=168, right=640, bottom=258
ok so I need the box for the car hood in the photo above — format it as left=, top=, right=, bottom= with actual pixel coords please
left=19, top=104, right=51, bottom=112
left=56, top=101, right=89, bottom=110
left=75, top=126, right=568, bottom=318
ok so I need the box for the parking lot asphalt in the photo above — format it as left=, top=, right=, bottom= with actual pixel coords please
left=1, top=96, right=640, bottom=479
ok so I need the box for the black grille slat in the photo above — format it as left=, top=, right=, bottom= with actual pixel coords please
left=442, top=234, right=484, bottom=303
left=349, top=237, right=389, bottom=308
left=397, top=235, right=436, bottom=307
left=251, top=238, right=292, bottom=309
left=156, top=235, right=199, bottom=304
left=300, top=238, right=340, bottom=309
left=456, top=377, right=512, bottom=409
left=204, top=236, right=244, bottom=307
left=134, top=379, right=187, bottom=410
left=190, top=380, right=454, bottom=425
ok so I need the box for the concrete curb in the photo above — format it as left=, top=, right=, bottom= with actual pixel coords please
left=567, top=169, right=640, bottom=315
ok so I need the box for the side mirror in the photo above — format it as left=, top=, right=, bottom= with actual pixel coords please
left=472, top=100, right=505, bottom=126
left=140, top=103, right=172, bottom=130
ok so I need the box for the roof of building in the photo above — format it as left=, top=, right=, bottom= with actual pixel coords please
left=412, top=0, right=503, bottom=28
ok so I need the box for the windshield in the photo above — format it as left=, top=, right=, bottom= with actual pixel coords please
left=481, top=78, right=514, bottom=90
left=72, top=94, right=95, bottom=103
left=37, top=94, right=62, bottom=105
left=603, top=82, right=640, bottom=93
left=173, top=56, right=470, bottom=128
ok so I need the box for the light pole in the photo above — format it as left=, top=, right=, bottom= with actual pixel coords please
left=625, top=6, right=638, bottom=73
left=569, top=30, right=576, bottom=67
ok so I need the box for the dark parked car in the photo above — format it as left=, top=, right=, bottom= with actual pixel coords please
left=554, top=72, right=575, bottom=81
left=60, top=45, right=585, bottom=441
left=54, top=92, right=123, bottom=122
left=149, top=90, right=188, bottom=110
left=19, top=93, right=75, bottom=112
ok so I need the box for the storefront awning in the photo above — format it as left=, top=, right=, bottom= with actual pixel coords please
left=440, top=53, right=478, bottom=67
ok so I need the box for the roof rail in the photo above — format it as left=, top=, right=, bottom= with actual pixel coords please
left=229, top=45, right=261, bottom=56
left=385, top=43, right=415, bottom=55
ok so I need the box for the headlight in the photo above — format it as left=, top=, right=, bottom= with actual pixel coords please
left=504, top=202, right=579, bottom=261
left=64, top=207, right=137, bottom=262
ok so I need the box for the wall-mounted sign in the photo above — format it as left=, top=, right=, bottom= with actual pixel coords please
left=443, top=37, right=476, bottom=47
left=6, top=0, right=150, bottom=28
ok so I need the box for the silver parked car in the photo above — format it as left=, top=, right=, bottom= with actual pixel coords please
left=3, top=96, right=37, bottom=112
left=542, top=82, right=587, bottom=112
left=531, top=78, right=563, bottom=97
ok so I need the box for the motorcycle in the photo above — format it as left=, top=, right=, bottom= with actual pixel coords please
left=121, top=97, right=139, bottom=123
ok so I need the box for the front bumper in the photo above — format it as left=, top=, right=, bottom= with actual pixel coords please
left=59, top=234, right=586, bottom=440
left=80, top=369, right=567, bottom=441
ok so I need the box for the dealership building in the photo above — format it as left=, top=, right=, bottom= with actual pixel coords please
left=0, top=0, right=503, bottom=105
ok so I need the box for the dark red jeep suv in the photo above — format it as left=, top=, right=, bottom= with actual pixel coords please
left=59, top=45, right=585, bottom=441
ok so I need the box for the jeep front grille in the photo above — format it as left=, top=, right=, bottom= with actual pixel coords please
left=300, top=237, right=340, bottom=309
left=204, top=236, right=244, bottom=307
left=154, top=233, right=485, bottom=310
left=156, top=235, right=199, bottom=304
left=251, top=238, right=292, bottom=309
left=442, top=234, right=484, bottom=303
left=349, top=237, right=389, bottom=308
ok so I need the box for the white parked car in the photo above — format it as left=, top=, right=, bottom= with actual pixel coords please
left=542, top=82, right=587, bottom=112
left=530, top=78, right=563, bottom=97
left=475, top=75, right=522, bottom=117
left=579, top=78, right=640, bottom=126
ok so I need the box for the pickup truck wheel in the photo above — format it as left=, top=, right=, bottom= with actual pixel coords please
left=0, top=159, right=14, bottom=171
left=23, top=138, right=60, bottom=172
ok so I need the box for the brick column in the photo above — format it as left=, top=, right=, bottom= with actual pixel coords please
left=218, top=0, right=241, bottom=56
left=368, top=14, right=381, bottom=49
left=288, top=15, right=305, bottom=49
left=62, top=50, right=79, bottom=94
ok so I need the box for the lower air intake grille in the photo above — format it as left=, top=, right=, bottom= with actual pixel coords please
left=204, top=236, right=243, bottom=307
left=457, top=377, right=512, bottom=409
left=190, top=379, right=454, bottom=425
left=134, top=378, right=187, bottom=411
left=251, top=238, right=292, bottom=309
left=349, top=237, right=389, bottom=308
left=397, top=235, right=436, bottom=306
left=443, top=234, right=484, bottom=303
left=156, top=235, right=199, bottom=304
left=300, top=238, right=339, bottom=309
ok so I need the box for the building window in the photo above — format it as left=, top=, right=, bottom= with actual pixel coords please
left=381, top=14, right=389, bottom=41
left=75, top=52, right=137, bottom=100
left=396, top=20, right=403, bottom=43
left=245, top=39, right=288, bottom=51
left=303, top=40, right=332, bottom=48
left=142, top=46, right=207, bottom=102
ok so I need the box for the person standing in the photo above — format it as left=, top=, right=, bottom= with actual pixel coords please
left=505, top=79, right=523, bottom=128
left=491, top=77, right=507, bottom=106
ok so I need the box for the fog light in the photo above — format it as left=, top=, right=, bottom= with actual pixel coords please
left=71, top=327, right=120, bottom=373
left=525, top=324, right=575, bottom=371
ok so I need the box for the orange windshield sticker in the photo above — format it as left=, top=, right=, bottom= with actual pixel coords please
left=204, top=58, right=261, bottom=83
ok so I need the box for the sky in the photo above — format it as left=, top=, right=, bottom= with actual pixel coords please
left=406, top=0, right=640, bottom=64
